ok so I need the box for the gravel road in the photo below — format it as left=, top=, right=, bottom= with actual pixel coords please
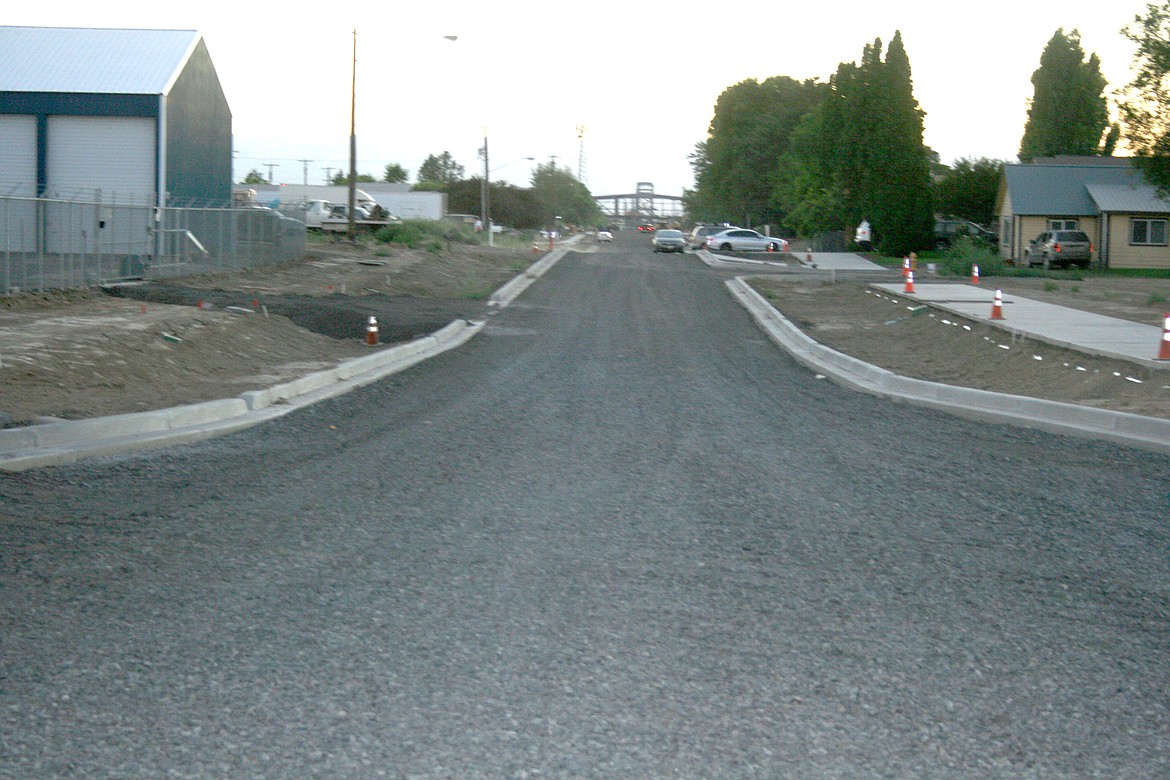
left=3, top=239, right=1169, bottom=777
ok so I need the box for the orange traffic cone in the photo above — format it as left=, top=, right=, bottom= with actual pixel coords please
left=902, top=257, right=910, bottom=277
left=1157, top=313, right=1170, bottom=360
left=904, top=270, right=916, bottom=294
left=971, top=265, right=980, bottom=285
left=365, top=315, right=379, bottom=346
left=991, top=288, right=1005, bottom=320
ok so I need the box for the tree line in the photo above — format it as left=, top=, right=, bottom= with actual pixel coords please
left=243, top=153, right=601, bottom=231
left=687, top=4, right=1170, bottom=256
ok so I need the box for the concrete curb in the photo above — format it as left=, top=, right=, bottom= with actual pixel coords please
left=727, top=277, right=1170, bottom=455
left=0, top=242, right=579, bottom=471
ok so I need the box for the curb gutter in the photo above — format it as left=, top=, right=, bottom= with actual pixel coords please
left=727, top=277, right=1170, bottom=455
left=0, top=242, right=578, bottom=471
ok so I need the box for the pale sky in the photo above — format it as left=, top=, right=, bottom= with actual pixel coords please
left=6, top=1, right=1148, bottom=198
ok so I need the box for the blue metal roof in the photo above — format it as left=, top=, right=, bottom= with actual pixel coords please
left=1004, top=162, right=1143, bottom=216
left=0, top=26, right=200, bottom=95
left=1086, top=183, right=1170, bottom=214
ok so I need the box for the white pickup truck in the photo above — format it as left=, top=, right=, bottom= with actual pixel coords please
left=300, top=200, right=399, bottom=232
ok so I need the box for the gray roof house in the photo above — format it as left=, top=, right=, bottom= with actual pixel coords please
left=996, top=157, right=1170, bottom=270
left=0, top=26, right=232, bottom=206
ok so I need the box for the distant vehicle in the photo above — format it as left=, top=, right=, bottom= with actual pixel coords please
left=704, top=228, right=788, bottom=253
left=596, top=229, right=614, bottom=243
left=637, top=224, right=655, bottom=232
left=688, top=224, right=739, bottom=249
left=934, top=218, right=998, bottom=249
left=1021, top=230, right=1093, bottom=269
left=651, top=229, right=687, bottom=253
left=300, top=200, right=399, bottom=232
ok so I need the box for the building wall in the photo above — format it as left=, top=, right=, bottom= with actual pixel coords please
left=1105, top=214, right=1170, bottom=270
left=164, top=39, right=232, bottom=206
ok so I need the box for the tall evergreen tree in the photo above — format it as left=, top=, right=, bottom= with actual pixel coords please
left=869, top=31, right=935, bottom=254
left=1118, top=2, right=1170, bottom=193
left=810, top=32, right=934, bottom=254
left=1018, top=29, right=1111, bottom=161
left=692, top=77, right=822, bottom=226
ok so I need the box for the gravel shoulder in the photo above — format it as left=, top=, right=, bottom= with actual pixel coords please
left=3, top=240, right=1170, bottom=425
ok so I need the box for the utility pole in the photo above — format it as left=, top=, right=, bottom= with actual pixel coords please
left=298, top=159, right=313, bottom=186
left=263, top=163, right=277, bottom=183
left=323, top=167, right=335, bottom=185
left=347, top=28, right=357, bottom=241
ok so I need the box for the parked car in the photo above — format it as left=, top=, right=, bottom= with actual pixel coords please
left=704, top=228, right=788, bottom=253
left=688, top=224, right=740, bottom=249
left=637, top=224, right=656, bottom=232
left=1021, top=230, right=1093, bottom=269
left=596, top=229, right=614, bottom=243
left=651, top=229, right=687, bottom=253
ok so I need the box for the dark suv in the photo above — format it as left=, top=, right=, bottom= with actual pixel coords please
left=1021, top=230, right=1093, bottom=269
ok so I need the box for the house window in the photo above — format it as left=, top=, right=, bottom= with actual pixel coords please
left=1001, top=218, right=1012, bottom=245
left=1131, top=218, right=1168, bottom=246
left=1048, top=219, right=1078, bottom=230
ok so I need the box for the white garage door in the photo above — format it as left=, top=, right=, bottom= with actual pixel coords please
left=47, top=116, right=156, bottom=205
left=0, top=115, right=37, bottom=196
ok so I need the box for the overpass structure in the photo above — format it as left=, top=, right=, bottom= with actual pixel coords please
left=594, top=182, right=685, bottom=222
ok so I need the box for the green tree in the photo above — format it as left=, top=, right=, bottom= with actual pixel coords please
left=1018, top=29, right=1112, bottom=161
left=690, top=77, right=823, bottom=227
left=417, top=152, right=465, bottom=187
left=805, top=32, right=935, bottom=254
left=446, top=179, right=542, bottom=229
left=383, top=163, right=409, bottom=184
left=1119, top=2, right=1170, bottom=193
left=529, top=162, right=601, bottom=226
left=329, top=171, right=376, bottom=185
left=935, top=157, right=1005, bottom=226
left=241, top=169, right=267, bottom=185
left=866, top=31, right=935, bottom=254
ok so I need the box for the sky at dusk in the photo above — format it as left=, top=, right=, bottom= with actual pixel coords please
left=6, top=1, right=1150, bottom=198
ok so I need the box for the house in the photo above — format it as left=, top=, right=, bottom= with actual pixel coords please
left=996, top=157, right=1170, bottom=270
left=0, top=26, right=232, bottom=207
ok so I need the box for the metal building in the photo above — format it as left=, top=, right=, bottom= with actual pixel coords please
left=0, top=26, right=232, bottom=207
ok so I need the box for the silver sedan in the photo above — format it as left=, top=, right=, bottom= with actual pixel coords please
left=651, top=229, right=688, bottom=253
left=704, top=228, right=788, bottom=253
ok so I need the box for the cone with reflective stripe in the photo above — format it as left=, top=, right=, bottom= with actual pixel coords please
left=1158, top=312, right=1170, bottom=360
left=902, top=257, right=910, bottom=277
left=990, top=288, right=1005, bottom=320
left=365, top=315, right=379, bottom=346
left=971, top=265, right=980, bottom=285
left=904, top=270, right=916, bottom=294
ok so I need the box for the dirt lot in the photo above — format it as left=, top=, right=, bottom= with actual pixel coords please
left=0, top=240, right=531, bottom=425
left=2, top=243, right=1170, bottom=426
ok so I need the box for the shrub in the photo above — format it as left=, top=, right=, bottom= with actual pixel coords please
left=934, top=236, right=1005, bottom=277
left=374, top=219, right=483, bottom=249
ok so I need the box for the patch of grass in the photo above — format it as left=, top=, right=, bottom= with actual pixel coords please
left=1070, top=285, right=1080, bottom=294
left=1148, top=292, right=1168, bottom=306
left=458, top=283, right=492, bottom=299
left=1044, top=282, right=1059, bottom=292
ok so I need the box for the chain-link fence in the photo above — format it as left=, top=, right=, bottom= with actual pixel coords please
left=0, top=194, right=306, bottom=294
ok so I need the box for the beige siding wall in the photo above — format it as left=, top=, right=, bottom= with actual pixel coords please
left=1106, top=215, right=1170, bottom=270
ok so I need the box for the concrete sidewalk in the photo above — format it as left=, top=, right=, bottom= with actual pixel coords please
left=873, top=282, right=1169, bottom=367
left=698, top=249, right=887, bottom=272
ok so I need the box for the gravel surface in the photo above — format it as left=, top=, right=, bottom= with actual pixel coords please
left=3, top=237, right=1169, bottom=777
